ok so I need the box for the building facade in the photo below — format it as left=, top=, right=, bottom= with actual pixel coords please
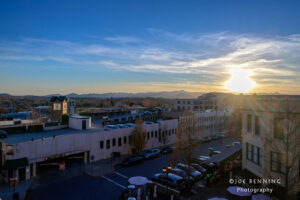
left=242, top=96, right=300, bottom=199
left=0, top=118, right=178, bottom=182
left=50, top=96, right=68, bottom=121
left=175, top=93, right=219, bottom=111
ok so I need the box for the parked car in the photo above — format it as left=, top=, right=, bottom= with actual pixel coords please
left=192, top=156, right=210, bottom=164
left=161, top=146, right=174, bottom=154
left=209, top=150, right=221, bottom=157
left=126, top=123, right=135, bottom=127
left=208, top=147, right=214, bottom=151
left=166, top=167, right=195, bottom=183
left=144, top=121, right=154, bottom=125
left=142, top=148, right=160, bottom=159
left=203, top=136, right=212, bottom=142
left=121, top=155, right=144, bottom=166
left=0, top=130, right=7, bottom=138
left=212, top=135, right=219, bottom=140
left=218, top=133, right=225, bottom=138
left=191, top=163, right=207, bottom=174
left=117, top=124, right=129, bottom=128
left=232, top=141, right=240, bottom=146
left=104, top=125, right=120, bottom=130
left=151, top=173, right=186, bottom=191
left=177, top=163, right=202, bottom=180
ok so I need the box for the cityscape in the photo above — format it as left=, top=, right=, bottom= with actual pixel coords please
left=0, top=1, right=300, bottom=200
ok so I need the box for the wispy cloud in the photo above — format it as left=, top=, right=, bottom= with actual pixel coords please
left=0, top=31, right=300, bottom=94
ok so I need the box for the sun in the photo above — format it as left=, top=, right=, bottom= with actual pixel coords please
left=225, top=69, right=254, bottom=93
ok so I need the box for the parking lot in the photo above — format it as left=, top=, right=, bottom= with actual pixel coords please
left=27, top=137, right=240, bottom=200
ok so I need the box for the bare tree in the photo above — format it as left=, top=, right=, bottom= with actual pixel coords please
left=130, top=119, right=147, bottom=152
left=173, top=110, right=201, bottom=189
left=264, top=99, right=300, bottom=200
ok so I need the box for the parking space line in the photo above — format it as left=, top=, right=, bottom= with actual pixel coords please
left=101, top=175, right=126, bottom=189
left=114, top=172, right=129, bottom=179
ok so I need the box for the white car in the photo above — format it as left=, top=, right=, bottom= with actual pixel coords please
left=142, top=148, right=160, bottom=159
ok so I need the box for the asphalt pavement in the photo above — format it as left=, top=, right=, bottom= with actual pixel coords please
left=26, top=137, right=240, bottom=200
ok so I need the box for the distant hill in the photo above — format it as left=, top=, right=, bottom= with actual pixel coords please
left=65, top=90, right=203, bottom=99
left=0, top=93, right=12, bottom=97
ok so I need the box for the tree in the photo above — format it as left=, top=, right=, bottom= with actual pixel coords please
left=264, top=99, right=300, bottom=200
left=130, top=119, right=147, bottom=152
left=173, top=110, right=201, bottom=189
left=61, top=114, right=69, bottom=125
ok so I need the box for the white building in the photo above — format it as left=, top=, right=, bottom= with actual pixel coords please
left=0, top=118, right=178, bottom=182
left=177, top=109, right=231, bottom=141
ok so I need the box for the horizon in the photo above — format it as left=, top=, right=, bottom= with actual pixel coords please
left=1, top=0, right=300, bottom=95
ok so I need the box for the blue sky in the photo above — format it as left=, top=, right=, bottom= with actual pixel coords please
left=0, top=0, right=300, bottom=95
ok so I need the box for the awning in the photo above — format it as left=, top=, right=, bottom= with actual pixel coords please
left=3, top=157, right=28, bottom=170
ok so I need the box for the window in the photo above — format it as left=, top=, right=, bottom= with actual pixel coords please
left=151, top=131, right=153, bottom=138
left=155, top=131, right=157, bottom=138
left=112, top=138, right=116, bottom=146
left=53, top=103, right=61, bottom=110
left=177, top=100, right=180, bottom=104
left=247, top=143, right=261, bottom=166
left=159, top=130, right=161, bottom=142
left=247, top=114, right=252, bottom=133
left=106, top=140, right=110, bottom=149
left=255, top=116, right=260, bottom=135
left=172, top=129, right=175, bottom=134
left=274, top=118, right=285, bottom=139
left=100, top=141, right=104, bottom=149
left=147, top=132, right=150, bottom=140
left=123, top=136, right=127, bottom=144
left=271, top=152, right=286, bottom=174
left=118, top=137, right=122, bottom=146
left=169, top=130, right=171, bottom=136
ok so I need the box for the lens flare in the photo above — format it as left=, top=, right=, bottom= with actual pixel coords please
left=225, top=69, right=254, bottom=93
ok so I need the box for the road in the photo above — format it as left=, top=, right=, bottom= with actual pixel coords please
left=27, top=137, right=239, bottom=200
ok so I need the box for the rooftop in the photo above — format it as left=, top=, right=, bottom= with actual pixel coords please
left=0, top=126, right=106, bottom=145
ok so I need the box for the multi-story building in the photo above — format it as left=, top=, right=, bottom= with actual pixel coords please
left=50, top=96, right=68, bottom=121
left=164, top=109, right=231, bottom=141
left=175, top=93, right=222, bottom=111
left=0, top=117, right=177, bottom=182
left=242, top=96, right=300, bottom=199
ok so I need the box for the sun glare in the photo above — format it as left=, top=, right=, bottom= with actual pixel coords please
left=225, top=69, right=254, bottom=93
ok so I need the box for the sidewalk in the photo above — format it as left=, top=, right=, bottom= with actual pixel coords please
left=0, top=179, right=33, bottom=200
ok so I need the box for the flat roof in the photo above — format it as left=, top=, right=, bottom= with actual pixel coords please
left=204, top=144, right=242, bottom=164
left=0, top=127, right=104, bottom=145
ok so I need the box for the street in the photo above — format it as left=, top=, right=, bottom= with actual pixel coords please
left=27, top=137, right=239, bottom=200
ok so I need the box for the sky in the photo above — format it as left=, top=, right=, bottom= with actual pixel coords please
left=0, top=0, right=300, bottom=95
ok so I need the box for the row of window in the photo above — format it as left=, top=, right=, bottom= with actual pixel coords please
left=246, top=143, right=291, bottom=175
left=100, top=135, right=131, bottom=149
left=246, top=114, right=287, bottom=139
left=146, top=129, right=175, bottom=140
left=99, top=129, right=176, bottom=150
